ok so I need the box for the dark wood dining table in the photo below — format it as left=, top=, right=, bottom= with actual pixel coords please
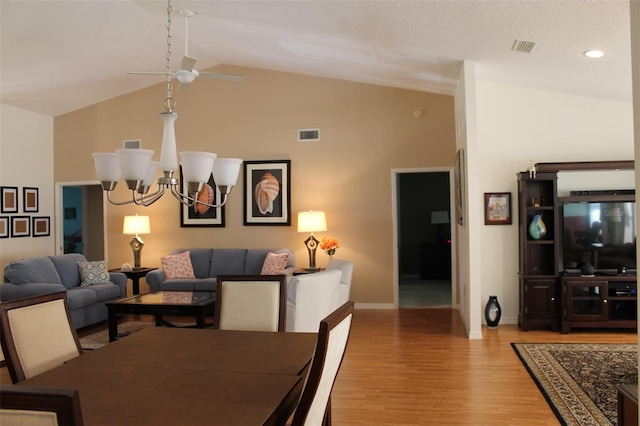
left=16, top=327, right=317, bottom=426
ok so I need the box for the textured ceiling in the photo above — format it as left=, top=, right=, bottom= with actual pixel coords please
left=0, top=0, right=632, bottom=117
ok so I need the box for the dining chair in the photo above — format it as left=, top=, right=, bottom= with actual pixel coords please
left=214, top=275, right=287, bottom=332
left=325, top=259, right=353, bottom=305
left=291, top=300, right=355, bottom=426
left=0, top=292, right=83, bottom=383
left=0, top=385, right=84, bottom=426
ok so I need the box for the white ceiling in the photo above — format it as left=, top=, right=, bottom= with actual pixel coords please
left=0, top=0, right=632, bottom=117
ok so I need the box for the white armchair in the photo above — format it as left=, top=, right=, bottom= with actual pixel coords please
left=286, top=269, right=342, bottom=332
left=326, top=259, right=353, bottom=305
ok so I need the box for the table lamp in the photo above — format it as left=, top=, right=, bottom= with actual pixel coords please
left=123, top=215, right=150, bottom=269
left=297, top=211, right=327, bottom=271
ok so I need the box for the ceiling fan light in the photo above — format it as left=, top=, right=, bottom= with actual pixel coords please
left=213, top=158, right=243, bottom=186
left=181, top=151, right=217, bottom=184
left=116, top=149, right=154, bottom=180
left=176, top=69, right=196, bottom=84
left=92, top=153, right=122, bottom=182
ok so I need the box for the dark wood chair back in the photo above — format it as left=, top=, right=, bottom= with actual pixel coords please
left=0, top=292, right=83, bottom=383
left=291, top=301, right=355, bottom=426
left=214, top=275, right=287, bottom=332
left=0, top=385, right=84, bottom=425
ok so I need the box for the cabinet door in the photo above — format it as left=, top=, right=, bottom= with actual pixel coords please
left=563, top=280, right=607, bottom=321
left=523, top=278, right=558, bottom=319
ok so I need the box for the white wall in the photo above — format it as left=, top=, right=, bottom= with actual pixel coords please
left=0, top=104, right=55, bottom=268
left=475, top=82, right=634, bottom=325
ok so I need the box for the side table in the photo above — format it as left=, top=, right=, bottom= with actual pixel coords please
left=109, top=267, right=157, bottom=295
left=293, top=268, right=325, bottom=276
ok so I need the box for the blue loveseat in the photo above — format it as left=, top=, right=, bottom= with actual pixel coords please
left=0, top=253, right=126, bottom=329
left=146, top=248, right=295, bottom=292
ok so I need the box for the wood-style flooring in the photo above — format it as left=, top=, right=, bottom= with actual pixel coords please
left=1, top=308, right=637, bottom=425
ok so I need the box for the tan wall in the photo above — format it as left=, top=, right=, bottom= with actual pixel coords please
left=54, top=66, right=455, bottom=303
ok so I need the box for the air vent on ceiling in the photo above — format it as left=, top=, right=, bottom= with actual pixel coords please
left=511, top=39, right=537, bottom=53
left=123, top=139, right=141, bottom=149
left=298, top=129, right=320, bottom=142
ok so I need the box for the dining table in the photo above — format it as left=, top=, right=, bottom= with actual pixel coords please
left=16, top=326, right=318, bottom=426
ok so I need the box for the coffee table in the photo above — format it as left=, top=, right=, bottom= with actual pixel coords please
left=106, top=291, right=215, bottom=342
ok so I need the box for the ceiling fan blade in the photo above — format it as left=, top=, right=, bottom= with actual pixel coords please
left=127, top=71, right=167, bottom=76
left=198, top=72, right=245, bottom=82
left=180, top=56, right=197, bottom=72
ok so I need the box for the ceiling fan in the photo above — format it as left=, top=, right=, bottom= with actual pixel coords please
left=128, top=9, right=244, bottom=90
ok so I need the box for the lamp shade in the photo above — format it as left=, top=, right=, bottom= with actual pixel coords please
left=92, top=153, right=122, bottom=182
left=123, top=215, right=151, bottom=235
left=213, top=158, right=243, bottom=186
left=180, top=151, right=216, bottom=184
left=116, top=149, right=154, bottom=181
left=298, top=211, right=327, bottom=233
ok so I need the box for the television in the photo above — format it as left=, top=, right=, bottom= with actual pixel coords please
left=562, top=200, right=636, bottom=274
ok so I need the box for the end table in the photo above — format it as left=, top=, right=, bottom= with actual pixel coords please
left=109, top=267, right=157, bottom=295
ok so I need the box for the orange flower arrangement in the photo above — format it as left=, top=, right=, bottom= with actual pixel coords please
left=319, top=237, right=340, bottom=256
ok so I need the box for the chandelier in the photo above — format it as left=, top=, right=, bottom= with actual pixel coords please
left=92, top=0, right=241, bottom=208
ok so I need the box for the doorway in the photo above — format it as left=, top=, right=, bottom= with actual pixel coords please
left=55, top=182, right=107, bottom=261
left=392, top=168, right=455, bottom=308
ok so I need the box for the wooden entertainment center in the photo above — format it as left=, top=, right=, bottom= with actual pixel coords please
left=517, top=161, right=637, bottom=333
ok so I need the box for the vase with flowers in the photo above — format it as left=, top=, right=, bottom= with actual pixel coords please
left=319, top=237, right=340, bottom=260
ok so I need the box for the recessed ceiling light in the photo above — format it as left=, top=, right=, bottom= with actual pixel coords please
left=584, top=50, right=605, bottom=59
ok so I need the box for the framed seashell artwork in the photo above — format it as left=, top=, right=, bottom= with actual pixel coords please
left=179, top=167, right=225, bottom=227
left=243, top=160, right=291, bottom=226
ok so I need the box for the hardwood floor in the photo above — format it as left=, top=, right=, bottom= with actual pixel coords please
left=1, top=309, right=637, bottom=425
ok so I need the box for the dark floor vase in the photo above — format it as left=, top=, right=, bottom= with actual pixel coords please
left=484, top=296, right=502, bottom=328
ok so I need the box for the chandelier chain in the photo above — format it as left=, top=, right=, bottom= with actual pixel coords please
left=164, top=1, right=175, bottom=112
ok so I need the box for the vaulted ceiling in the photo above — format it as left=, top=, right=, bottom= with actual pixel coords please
left=0, top=0, right=632, bottom=117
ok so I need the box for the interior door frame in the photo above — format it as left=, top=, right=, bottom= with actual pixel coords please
left=391, top=167, right=457, bottom=309
left=55, top=181, right=108, bottom=259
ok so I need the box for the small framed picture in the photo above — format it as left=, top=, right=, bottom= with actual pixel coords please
left=244, top=160, right=291, bottom=226
left=1, top=186, right=18, bottom=213
left=32, top=216, right=50, bottom=237
left=23, top=187, right=39, bottom=212
left=11, top=216, right=30, bottom=237
left=0, top=216, right=9, bottom=238
left=484, top=192, right=512, bottom=225
left=179, top=168, right=225, bottom=228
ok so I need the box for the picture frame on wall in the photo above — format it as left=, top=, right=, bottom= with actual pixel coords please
left=243, top=160, right=291, bottom=226
left=11, top=216, right=30, bottom=237
left=484, top=192, right=512, bottom=225
left=179, top=168, right=225, bottom=227
left=23, top=187, right=39, bottom=213
left=0, top=216, right=9, bottom=238
left=1, top=186, right=18, bottom=214
left=32, top=216, right=50, bottom=237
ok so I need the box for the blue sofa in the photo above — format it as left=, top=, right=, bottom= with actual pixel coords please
left=146, top=248, right=295, bottom=292
left=0, top=253, right=126, bottom=329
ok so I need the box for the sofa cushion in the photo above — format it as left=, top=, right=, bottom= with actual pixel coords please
left=186, top=249, right=214, bottom=278
left=260, top=252, right=290, bottom=275
left=210, top=249, right=247, bottom=276
left=161, top=251, right=196, bottom=280
left=78, top=260, right=111, bottom=286
left=4, top=257, right=62, bottom=285
left=85, top=283, right=122, bottom=302
left=194, top=278, right=218, bottom=292
left=66, top=287, right=99, bottom=310
left=49, top=254, right=86, bottom=288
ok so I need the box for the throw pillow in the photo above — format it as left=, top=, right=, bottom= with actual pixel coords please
left=161, top=251, right=196, bottom=280
left=260, top=252, right=290, bottom=275
left=78, top=260, right=111, bottom=286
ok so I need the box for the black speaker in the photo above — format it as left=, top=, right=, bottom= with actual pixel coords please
left=580, top=263, right=595, bottom=276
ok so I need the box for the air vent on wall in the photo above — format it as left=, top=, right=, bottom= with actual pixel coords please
left=298, top=129, right=320, bottom=142
left=123, top=139, right=141, bottom=149
left=511, top=39, right=537, bottom=53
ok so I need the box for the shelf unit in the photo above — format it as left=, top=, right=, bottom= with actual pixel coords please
left=517, top=171, right=560, bottom=331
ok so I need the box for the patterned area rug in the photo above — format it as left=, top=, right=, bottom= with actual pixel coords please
left=512, top=343, right=638, bottom=426
left=79, top=321, right=154, bottom=350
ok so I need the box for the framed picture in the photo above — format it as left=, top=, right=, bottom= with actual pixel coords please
left=484, top=192, right=512, bottom=225
left=32, top=216, right=50, bottom=237
left=180, top=168, right=225, bottom=227
left=454, top=149, right=465, bottom=225
left=23, top=187, right=39, bottom=212
left=1, top=186, right=18, bottom=213
left=244, top=160, right=291, bottom=226
left=11, top=216, right=30, bottom=237
left=0, top=216, right=8, bottom=238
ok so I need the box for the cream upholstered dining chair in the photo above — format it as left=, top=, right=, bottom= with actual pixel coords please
left=325, top=259, right=353, bottom=305
left=286, top=269, right=342, bottom=332
left=0, top=386, right=84, bottom=426
left=0, top=292, right=83, bottom=383
left=290, top=301, right=355, bottom=426
left=214, top=275, right=287, bottom=332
